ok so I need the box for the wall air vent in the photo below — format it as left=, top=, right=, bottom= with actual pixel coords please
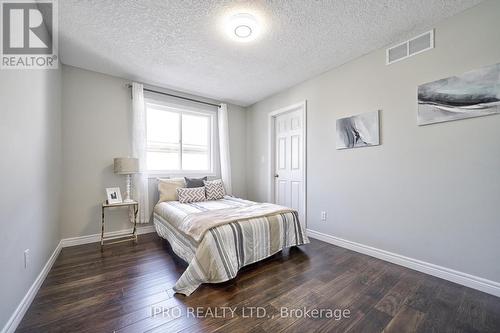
left=386, top=30, right=434, bottom=65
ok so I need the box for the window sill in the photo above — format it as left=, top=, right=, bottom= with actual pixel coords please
left=147, top=171, right=217, bottom=179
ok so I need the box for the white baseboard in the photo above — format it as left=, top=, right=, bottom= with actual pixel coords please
left=1, top=240, right=62, bottom=333
left=307, top=229, right=500, bottom=297
left=60, top=225, right=156, bottom=247
left=2, top=225, right=157, bottom=333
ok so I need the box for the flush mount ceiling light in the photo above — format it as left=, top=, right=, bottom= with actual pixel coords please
left=225, top=13, right=260, bottom=42
left=234, top=24, right=252, bottom=38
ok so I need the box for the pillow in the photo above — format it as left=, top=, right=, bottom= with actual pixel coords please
left=184, top=176, right=208, bottom=188
left=177, top=187, right=206, bottom=203
left=204, top=179, right=226, bottom=200
left=158, top=178, right=185, bottom=203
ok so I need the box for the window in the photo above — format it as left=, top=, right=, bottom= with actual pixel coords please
left=146, top=100, right=215, bottom=174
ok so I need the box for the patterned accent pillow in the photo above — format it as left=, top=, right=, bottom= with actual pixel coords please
left=177, top=187, right=206, bottom=204
left=204, top=179, right=226, bottom=200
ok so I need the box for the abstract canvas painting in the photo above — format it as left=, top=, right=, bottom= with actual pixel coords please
left=418, top=63, right=500, bottom=125
left=336, top=111, right=379, bottom=149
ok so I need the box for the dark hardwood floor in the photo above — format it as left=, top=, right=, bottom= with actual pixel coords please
left=17, top=233, right=500, bottom=333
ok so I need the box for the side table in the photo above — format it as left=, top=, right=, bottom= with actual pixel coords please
left=101, top=201, right=138, bottom=249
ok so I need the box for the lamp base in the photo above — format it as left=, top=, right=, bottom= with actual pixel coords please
left=124, top=174, right=134, bottom=203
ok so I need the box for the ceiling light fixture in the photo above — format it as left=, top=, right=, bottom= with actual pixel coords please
left=226, top=13, right=260, bottom=42
left=234, top=24, right=252, bottom=38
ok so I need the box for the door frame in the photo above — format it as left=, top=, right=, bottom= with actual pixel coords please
left=267, top=100, right=307, bottom=226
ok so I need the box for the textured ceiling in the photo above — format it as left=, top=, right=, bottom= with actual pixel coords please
left=59, top=0, right=482, bottom=106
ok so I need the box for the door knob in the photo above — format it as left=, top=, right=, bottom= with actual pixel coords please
left=274, top=174, right=279, bottom=178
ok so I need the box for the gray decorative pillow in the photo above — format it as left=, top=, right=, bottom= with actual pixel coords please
left=204, top=179, right=226, bottom=200
left=184, top=176, right=208, bottom=188
left=177, top=187, right=206, bottom=203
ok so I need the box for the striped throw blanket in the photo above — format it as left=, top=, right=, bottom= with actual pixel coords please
left=154, top=196, right=309, bottom=295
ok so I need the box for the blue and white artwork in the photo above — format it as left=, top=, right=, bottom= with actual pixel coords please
left=418, top=63, right=500, bottom=125
left=336, top=111, right=380, bottom=149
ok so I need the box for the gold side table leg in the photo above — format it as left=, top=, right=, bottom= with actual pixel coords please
left=101, top=205, right=105, bottom=252
left=132, top=204, right=138, bottom=244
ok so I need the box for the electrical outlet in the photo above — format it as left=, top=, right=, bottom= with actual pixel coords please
left=321, top=211, right=327, bottom=222
left=24, top=249, right=30, bottom=269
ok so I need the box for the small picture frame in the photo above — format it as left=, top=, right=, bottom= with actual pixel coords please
left=106, top=187, right=122, bottom=205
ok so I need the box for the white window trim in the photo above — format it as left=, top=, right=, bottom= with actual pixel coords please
left=145, top=99, right=217, bottom=177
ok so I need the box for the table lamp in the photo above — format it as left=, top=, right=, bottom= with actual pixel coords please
left=113, top=157, right=139, bottom=203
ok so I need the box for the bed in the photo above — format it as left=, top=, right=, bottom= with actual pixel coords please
left=153, top=196, right=309, bottom=295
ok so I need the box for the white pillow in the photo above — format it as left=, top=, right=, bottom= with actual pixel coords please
left=158, top=178, right=185, bottom=203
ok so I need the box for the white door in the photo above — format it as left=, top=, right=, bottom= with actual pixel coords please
left=273, top=107, right=305, bottom=225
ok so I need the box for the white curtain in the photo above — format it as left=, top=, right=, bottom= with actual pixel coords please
left=218, top=103, right=232, bottom=195
left=131, top=82, right=150, bottom=223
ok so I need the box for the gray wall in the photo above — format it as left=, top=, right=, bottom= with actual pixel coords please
left=60, top=65, right=247, bottom=238
left=61, top=66, right=132, bottom=238
left=0, top=68, right=62, bottom=326
left=246, top=0, right=500, bottom=283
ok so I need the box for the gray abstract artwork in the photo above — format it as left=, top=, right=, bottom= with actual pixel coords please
left=418, top=63, right=500, bottom=125
left=336, top=111, right=380, bottom=149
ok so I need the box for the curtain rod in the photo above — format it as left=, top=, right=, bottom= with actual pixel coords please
left=127, top=84, right=220, bottom=108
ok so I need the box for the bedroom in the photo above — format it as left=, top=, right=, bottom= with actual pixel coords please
left=1, top=0, right=499, bottom=332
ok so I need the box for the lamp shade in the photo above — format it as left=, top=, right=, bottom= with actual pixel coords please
left=113, top=157, right=139, bottom=174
